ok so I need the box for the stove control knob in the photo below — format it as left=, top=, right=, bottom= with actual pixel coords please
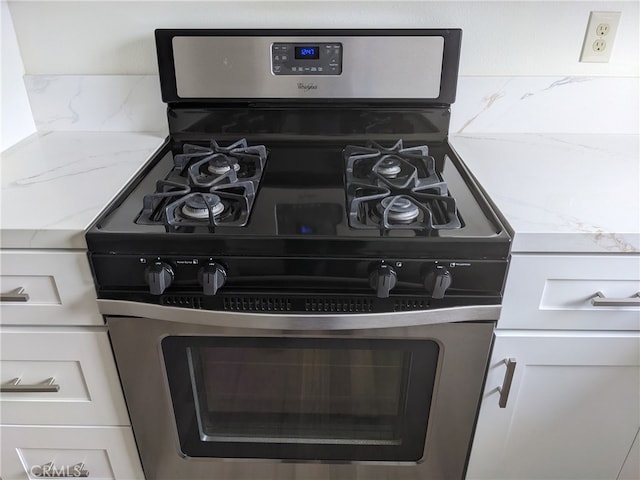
left=369, top=264, right=397, bottom=298
left=199, top=263, right=227, bottom=296
left=426, top=266, right=452, bottom=299
left=145, top=262, right=174, bottom=295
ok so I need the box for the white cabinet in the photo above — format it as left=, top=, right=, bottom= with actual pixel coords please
left=468, top=331, right=640, bottom=480
left=500, top=254, right=640, bottom=330
left=0, top=249, right=144, bottom=479
left=468, top=252, right=640, bottom=480
left=0, top=327, right=130, bottom=425
left=0, top=250, right=103, bottom=326
left=0, top=425, right=144, bottom=480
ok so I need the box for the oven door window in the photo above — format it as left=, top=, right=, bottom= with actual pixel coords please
left=162, top=337, right=439, bottom=462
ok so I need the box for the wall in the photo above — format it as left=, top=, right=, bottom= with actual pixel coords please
left=8, top=1, right=639, bottom=76
left=4, top=1, right=640, bottom=137
left=1, top=1, right=36, bottom=151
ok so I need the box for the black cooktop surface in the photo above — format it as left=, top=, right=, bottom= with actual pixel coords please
left=88, top=135, right=510, bottom=259
left=96, top=141, right=495, bottom=235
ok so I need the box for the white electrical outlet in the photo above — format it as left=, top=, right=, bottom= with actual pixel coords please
left=580, top=11, right=621, bottom=63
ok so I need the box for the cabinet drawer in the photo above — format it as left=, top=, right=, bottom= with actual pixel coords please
left=0, top=425, right=144, bottom=480
left=500, top=254, right=640, bottom=330
left=0, top=328, right=129, bottom=426
left=0, top=250, right=102, bottom=325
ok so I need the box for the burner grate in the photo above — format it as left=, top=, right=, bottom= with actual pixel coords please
left=344, top=140, right=461, bottom=233
left=136, top=139, right=266, bottom=232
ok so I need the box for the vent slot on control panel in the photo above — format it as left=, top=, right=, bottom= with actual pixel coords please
left=223, top=296, right=292, bottom=312
left=162, top=296, right=202, bottom=309
left=305, top=298, right=373, bottom=313
left=394, top=299, right=429, bottom=311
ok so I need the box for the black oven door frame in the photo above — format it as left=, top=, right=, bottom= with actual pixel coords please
left=162, top=335, right=440, bottom=461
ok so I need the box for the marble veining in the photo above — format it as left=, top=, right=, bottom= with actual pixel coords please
left=1, top=132, right=165, bottom=249
left=452, top=76, right=638, bottom=135
left=450, top=133, right=640, bottom=253
left=24, top=75, right=167, bottom=133
left=22, top=75, right=639, bottom=135
left=456, top=89, right=506, bottom=133
left=9, top=147, right=158, bottom=187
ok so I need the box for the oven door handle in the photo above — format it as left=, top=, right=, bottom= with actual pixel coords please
left=97, top=299, right=500, bottom=330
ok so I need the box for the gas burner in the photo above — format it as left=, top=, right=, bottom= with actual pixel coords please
left=344, top=140, right=439, bottom=190
left=179, top=141, right=266, bottom=189
left=166, top=192, right=224, bottom=224
left=181, top=195, right=225, bottom=220
left=165, top=193, right=231, bottom=231
left=379, top=196, right=420, bottom=224
left=350, top=186, right=460, bottom=233
left=345, top=140, right=462, bottom=234
left=174, top=139, right=267, bottom=176
left=376, top=156, right=403, bottom=179
left=188, top=154, right=244, bottom=188
left=135, top=139, right=266, bottom=231
left=208, top=158, right=240, bottom=176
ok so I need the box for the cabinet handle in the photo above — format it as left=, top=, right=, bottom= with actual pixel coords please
left=1, top=377, right=60, bottom=393
left=31, top=462, right=89, bottom=478
left=498, top=358, right=516, bottom=408
left=591, top=291, right=640, bottom=307
left=0, top=286, right=30, bottom=302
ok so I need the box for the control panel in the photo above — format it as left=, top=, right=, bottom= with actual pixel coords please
left=93, top=254, right=507, bottom=299
left=271, top=43, right=343, bottom=75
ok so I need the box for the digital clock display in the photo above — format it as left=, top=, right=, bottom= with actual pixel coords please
left=294, top=46, right=320, bottom=60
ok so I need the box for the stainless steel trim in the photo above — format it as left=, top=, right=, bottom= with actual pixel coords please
left=98, top=299, right=501, bottom=330
left=1, top=377, right=60, bottom=393
left=172, top=36, right=444, bottom=99
left=591, top=291, right=640, bottom=307
left=201, top=434, right=400, bottom=446
left=107, top=316, right=495, bottom=480
left=0, top=286, right=30, bottom=302
left=498, top=358, right=517, bottom=408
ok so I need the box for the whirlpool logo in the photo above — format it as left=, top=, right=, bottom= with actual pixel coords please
left=297, top=82, right=318, bottom=91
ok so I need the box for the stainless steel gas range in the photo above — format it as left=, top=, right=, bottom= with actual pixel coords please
left=86, top=29, right=511, bottom=480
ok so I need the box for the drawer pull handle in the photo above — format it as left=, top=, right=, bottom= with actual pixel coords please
left=31, top=462, right=89, bottom=478
left=1, top=377, right=60, bottom=393
left=498, top=358, right=517, bottom=408
left=591, top=291, right=640, bottom=307
left=0, top=286, right=30, bottom=302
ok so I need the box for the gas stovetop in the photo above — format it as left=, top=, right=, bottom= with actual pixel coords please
left=90, top=131, right=506, bottom=253
left=134, top=137, right=464, bottom=235
left=86, top=29, right=511, bottom=313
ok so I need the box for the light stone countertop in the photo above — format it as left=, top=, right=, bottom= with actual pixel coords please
left=450, top=133, right=640, bottom=254
left=2, top=131, right=638, bottom=254
left=1, top=131, right=165, bottom=249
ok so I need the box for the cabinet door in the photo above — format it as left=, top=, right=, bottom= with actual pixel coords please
left=467, top=332, right=640, bottom=480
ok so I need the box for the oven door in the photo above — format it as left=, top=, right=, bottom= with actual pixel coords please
left=103, top=302, right=497, bottom=480
left=164, top=335, right=438, bottom=462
